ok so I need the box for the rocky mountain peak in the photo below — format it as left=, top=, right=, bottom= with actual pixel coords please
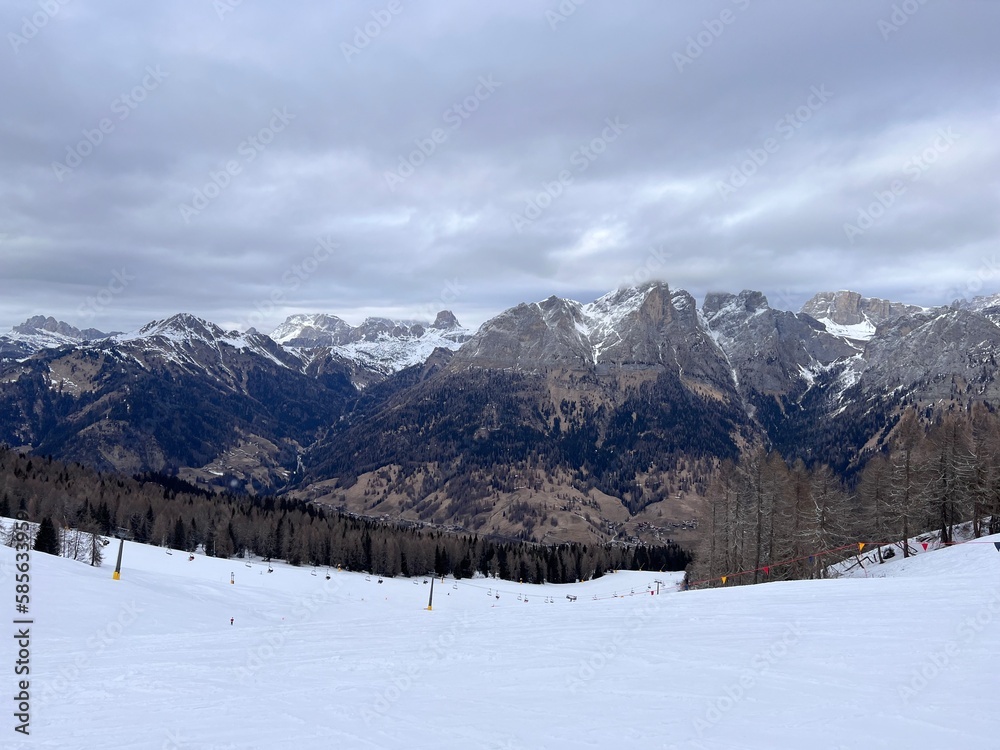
left=703, top=290, right=769, bottom=321
left=133, top=313, right=227, bottom=342
left=801, top=291, right=924, bottom=338
left=431, top=310, right=461, bottom=330
left=270, top=314, right=354, bottom=347
left=270, top=311, right=472, bottom=380
left=703, top=289, right=857, bottom=396
left=953, top=293, right=1000, bottom=325
left=12, top=315, right=109, bottom=342
left=452, top=282, right=729, bottom=380
left=802, top=290, right=924, bottom=326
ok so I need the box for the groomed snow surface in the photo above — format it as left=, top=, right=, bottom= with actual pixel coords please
left=3, top=531, right=999, bottom=749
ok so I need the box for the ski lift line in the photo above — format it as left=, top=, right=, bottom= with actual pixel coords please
left=442, top=575, right=670, bottom=605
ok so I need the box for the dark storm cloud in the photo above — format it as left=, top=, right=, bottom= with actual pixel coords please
left=1, top=0, right=997, bottom=335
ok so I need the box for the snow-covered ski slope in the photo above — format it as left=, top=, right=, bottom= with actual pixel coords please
left=2, top=533, right=998, bottom=749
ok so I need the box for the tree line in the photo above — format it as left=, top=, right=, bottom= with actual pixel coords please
left=0, top=445, right=689, bottom=582
left=691, top=404, right=1000, bottom=586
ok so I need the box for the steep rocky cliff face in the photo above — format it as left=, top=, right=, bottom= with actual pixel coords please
left=802, top=290, right=925, bottom=327
left=704, top=290, right=857, bottom=396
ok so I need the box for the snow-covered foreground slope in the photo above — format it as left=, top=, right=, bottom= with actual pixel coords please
left=3, top=535, right=999, bottom=749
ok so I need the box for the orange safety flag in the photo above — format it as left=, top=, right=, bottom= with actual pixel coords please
left=721, top=576, right=728, bottom=585
left=858, top=543, right=866, bottom=552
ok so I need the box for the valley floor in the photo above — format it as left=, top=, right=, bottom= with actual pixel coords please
left=2, top=533, right=999, bottom=749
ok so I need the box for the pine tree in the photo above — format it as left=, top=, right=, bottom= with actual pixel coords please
left=33, top=517, right=60, bottom=555
left=171, top=518, right=187, bottom=551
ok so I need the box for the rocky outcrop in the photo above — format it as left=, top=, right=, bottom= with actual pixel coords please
left=12, top=315, right=109, bottom=342
left=801, top=291, right=923, bottom=328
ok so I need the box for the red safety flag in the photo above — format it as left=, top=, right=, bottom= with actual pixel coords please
left=763, top=566, right=770, bottom=576
left=921, top=542, right=929, bottom=551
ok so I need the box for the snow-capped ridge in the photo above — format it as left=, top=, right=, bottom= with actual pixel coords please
left=271, top=310, right=471, bottom=376
left=104, top=313, right=294, bottom=370
left=1, top=315, right=114, bottom=358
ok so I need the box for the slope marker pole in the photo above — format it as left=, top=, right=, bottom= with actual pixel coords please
left=112, top=536, right=124, bottom=581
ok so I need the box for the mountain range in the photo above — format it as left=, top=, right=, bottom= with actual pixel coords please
left=3, top=283, right=999, bottom=545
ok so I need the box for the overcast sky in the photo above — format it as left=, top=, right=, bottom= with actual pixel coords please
left=1, top=0, right=997, bottom=335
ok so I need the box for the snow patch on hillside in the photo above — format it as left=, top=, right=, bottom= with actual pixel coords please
left=815, top=316, right=877, bottom=341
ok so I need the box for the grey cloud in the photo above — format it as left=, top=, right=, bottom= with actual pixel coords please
left=0, top=0, right=997, bottom=335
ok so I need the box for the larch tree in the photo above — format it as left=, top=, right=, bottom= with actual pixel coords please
left=924, top=412, right=976, bottom=544
left=857, top=453, right=893, bottom=562
left=887, top=409, right=930, bottom=557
